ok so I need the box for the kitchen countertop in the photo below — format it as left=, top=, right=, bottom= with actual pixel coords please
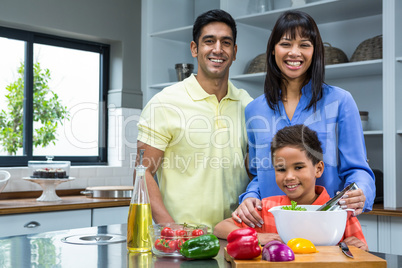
left=0, top=191, right=400, bottom=217
left=0, top=190, right=130, bottom=215
left=0, top=224, right=229, bottom=268
left=0, top=223, right=399, bottom=268
left=365, top=203, right=402, bottom=217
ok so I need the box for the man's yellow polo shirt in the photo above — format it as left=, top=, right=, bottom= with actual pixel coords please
left=137, top=74, right=253, bottom=229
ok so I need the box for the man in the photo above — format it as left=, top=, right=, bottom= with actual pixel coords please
left=135, top=9, right=252, bottom=229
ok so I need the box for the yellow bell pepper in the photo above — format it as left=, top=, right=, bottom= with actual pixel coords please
left=287, top=238, right=317, bottom=254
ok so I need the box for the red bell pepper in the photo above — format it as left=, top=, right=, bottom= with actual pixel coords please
left=227, top=227, right=261, bottom=259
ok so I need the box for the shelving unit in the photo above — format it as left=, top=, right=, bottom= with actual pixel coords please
left=233, top=0, right=381, bottom=27
left=230, top=59, right=382, bottom=83
left=141, top=0, right=400, bottom=209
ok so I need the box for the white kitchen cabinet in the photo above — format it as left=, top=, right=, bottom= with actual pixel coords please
left=0, top=206, right=130, bottom=238
left=91, top=206, right=129, bottom=227
left=358, top=214, right=402, bottom=255
left=0, top=210, right=91, bottom=238
left=389, top=216, right=402, bottom=255
left=142, top=0, right=402, bottom=209
left=358, top=214, right=378, bottom=252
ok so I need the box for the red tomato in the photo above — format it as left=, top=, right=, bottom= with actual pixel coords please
left=175, top=229, right=187, bottom=237
left=154, top=238, right=165, bottom=251
left=169, top=239, right=178, bottom=250
left=192, top=229, right=204, bottom=237
left=161, top=227, right=174, bottom=237
left=176, top=238, right=185, bottom=251
left=162, top=239, right=177, bottom=253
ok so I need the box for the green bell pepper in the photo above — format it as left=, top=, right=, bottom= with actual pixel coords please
left=179, top=234, right=220, bottom=259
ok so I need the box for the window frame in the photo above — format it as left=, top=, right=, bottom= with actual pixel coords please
left=0, top=26, right=109, bottom=167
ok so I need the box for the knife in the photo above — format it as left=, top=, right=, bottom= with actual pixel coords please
left=339, top=242, right=354, bottom=258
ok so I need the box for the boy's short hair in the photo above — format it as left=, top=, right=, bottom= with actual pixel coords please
left=271, top=124, right=323, bottom=165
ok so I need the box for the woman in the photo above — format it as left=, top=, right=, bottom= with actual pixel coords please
left=233, top=10, right=375, bottom=228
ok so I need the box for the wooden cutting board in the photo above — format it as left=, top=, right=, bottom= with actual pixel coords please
left=224, top=246, right=386, bottom=267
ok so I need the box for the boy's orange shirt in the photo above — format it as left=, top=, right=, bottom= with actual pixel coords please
left=234, top=186, right=367, bottom=244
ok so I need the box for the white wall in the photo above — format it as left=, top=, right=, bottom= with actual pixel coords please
left=0, top=0, right=143, bottom=109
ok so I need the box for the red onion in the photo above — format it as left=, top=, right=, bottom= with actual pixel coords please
left=262, top=243, right=295, bottom=262
left=263, top=240, right=283, bottom=249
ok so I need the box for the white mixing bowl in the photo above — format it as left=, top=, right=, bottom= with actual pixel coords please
left=269, top=205, right=347, bottom=246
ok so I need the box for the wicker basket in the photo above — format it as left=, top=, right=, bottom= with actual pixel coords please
left=245, top=53, right=267, bottom=74
left=324, top=42, right=348, bottom=65
left=350, top=35, right=382, bottom=62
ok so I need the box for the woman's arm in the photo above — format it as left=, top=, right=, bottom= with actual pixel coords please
left=337, top=91, right=376, bottom=214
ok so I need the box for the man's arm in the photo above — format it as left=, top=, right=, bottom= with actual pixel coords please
left=134, top=141, right=174, bottom=223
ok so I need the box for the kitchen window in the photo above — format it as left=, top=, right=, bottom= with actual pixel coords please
left=0, top=26, right=109, bottom=166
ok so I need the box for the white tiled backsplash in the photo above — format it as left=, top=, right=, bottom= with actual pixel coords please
left=1, top=107, right=141, bottom=193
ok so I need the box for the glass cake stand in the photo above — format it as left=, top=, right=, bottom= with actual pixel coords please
left=23, top=177, right=75, bottom=202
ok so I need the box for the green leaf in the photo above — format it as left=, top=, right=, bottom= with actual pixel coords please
left=281, top=200, right=307, bottom=211
left=0, top=61, right=70, bottom=154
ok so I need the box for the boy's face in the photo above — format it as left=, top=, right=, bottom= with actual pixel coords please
left=273, top=146, right=324, bottom=205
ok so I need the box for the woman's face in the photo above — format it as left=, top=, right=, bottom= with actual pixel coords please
left=273, top=30, right=314, bottom=83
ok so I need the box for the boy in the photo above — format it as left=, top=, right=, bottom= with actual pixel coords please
left=214, top=124, right=368, bottom=250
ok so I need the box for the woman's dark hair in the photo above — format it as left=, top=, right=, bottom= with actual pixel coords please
left=265, top=11, right=325, bottom=112
left=271, top=124, right=323, bottom=165
left=193, top=9, right=237, bottom=47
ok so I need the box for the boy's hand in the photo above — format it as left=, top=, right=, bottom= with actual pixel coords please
left=232, top=197, right=264, bottom=228
left=257, top=233, right=283, bottom=246
left=343, top=236, right=368, bottom=251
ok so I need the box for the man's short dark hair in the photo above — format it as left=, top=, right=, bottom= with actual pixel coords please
left=193, top=9, right=237, bottom=47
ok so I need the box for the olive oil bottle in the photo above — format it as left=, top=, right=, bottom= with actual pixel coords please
left=127, top=149, right=152, bottom=252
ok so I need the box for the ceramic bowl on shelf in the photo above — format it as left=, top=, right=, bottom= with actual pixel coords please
left=269, top=205, right=348, bottom=246
left=360, top=111, right=369, bottom=131
left=148, top=222, right=209, bottom=257
left=28, top=156, right=70, bottom=179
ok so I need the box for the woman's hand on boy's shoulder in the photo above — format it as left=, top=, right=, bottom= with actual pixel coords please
left=343, top=236, right=368, bottom=251
left=232, top=197, right=264, bottom=228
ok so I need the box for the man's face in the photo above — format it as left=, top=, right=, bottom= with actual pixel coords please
left=191, top=22, right=237, bottom=80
